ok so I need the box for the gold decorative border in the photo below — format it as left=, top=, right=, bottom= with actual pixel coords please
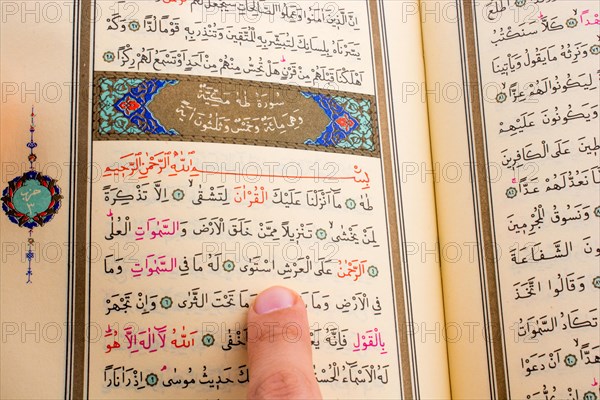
left=368, top=0, right=413, bottom=398
left=71, top=0, right=92, bottom=398
left=461, top=1, right=508, bottom=398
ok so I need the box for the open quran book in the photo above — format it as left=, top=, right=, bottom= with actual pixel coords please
left=1, top=0, right=598, bottom=398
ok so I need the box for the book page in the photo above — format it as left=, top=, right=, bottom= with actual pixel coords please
left=1, top=0, right=450, bottom=398
left=0, top=2, right=76, bottom=398
left=377, top=1, right=452, bottom=398
left=422, top=0, right=600, bottom=398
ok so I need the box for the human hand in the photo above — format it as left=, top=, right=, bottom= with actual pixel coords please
left=247, top=286, right=323, bottom=399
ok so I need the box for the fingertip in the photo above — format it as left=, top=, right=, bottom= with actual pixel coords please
left=252, top=286, right=298, bottom=315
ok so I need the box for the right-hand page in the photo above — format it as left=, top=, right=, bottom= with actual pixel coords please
left=422, top=0, right=600, bottom=399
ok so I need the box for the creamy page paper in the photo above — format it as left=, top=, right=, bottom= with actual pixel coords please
left=378, top=1, right=451, bottom=399
left=422, top=0, right=499, bottom=396
left=0, top=2, right=76, bottom=398
left=424, top=0, right=600, bottom=398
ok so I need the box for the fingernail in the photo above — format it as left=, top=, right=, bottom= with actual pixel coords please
left=254, top=286, right=296, bottom=314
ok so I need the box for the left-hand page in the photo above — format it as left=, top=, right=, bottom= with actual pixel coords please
left=1, top=1, right=78, bottom=398
left=2, top=1, right=439, bottom=398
